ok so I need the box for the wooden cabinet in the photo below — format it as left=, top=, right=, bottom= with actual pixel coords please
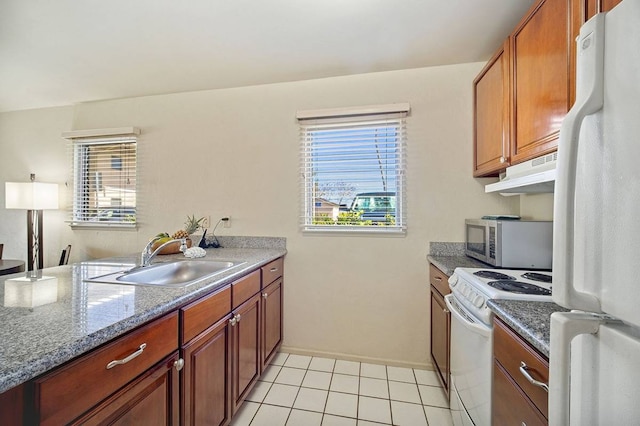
left=510, top=0, right=573, bottom=164
left=429, top=264, right=450, bottom=399
left=473, top=39, right=511, bottom=177
left=261, top=258, right=284, bottom=369
left=231, top=292, right=261, bottom=413
left=72, top=352, right=180, bottom=426
left=28, top=312, right=179, bottom=425
left=493, top=317, right=549, bottom=424
left=180, top=285, right=232, bottom=426
left=182, top=316, right=232, bottom=426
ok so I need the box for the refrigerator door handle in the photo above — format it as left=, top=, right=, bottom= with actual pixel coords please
left=549, top=311, right=621, bottom=426
left=553, top=13, right=606, bottom=313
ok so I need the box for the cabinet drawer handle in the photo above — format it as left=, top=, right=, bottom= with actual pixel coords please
left=106, top=343, right=147, bottom=369
left=270, top=267, right=278, bottom=272
left=519, top=361, right=549, bottom=392
left=434, top=276, right=442, bottom=281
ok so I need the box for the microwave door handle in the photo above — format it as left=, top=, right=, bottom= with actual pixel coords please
left=553, top=13, right=604, bottom=312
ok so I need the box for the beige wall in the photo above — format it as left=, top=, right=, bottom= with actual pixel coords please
left=520, top=193, right=554, bottom=220
left=1, top=63, right=519, bottom=367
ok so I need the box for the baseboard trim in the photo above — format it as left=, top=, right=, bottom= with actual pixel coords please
left=279, top=346, right=433, bottom=371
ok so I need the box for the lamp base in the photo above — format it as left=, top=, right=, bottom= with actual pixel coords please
left=27, top=210, right=43, bottom=271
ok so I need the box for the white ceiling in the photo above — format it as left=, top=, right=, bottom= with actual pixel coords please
left=0, top=0, right=534, bottom=113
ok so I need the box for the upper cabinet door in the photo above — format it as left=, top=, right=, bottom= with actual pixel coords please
left=510, top=0, right=572, bottom=164
left=473, top=39, right=511, bottom=177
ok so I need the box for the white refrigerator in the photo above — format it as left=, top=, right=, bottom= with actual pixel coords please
left=550, top=0, right=640, bottom=425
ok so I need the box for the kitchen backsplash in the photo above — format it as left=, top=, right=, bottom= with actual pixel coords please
left=429, top=242, right=465, bottom=256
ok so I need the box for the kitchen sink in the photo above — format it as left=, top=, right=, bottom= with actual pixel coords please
left=86, top=260, right=245, bottom=287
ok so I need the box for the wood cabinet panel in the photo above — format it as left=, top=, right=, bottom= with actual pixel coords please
left=493, top=360, right=547, bottom=426
left=72, top=352, right=180, bottom=426
left=32, top=312, right=178, bottom=426
left=0, top=383, right=23, bottom=425
left=494, top=318, right=549, bottom=415
left=261, top=278, right=283, bottom=369
left=510, top=0, right=571, bottom=163
left=181, top=285, right=231, bottom=343
left=232, top=270, right=261, bottom=310
left=429, top=264, right=450, bottom=297
left=474, top=38, right=511, bottom=177
left=183, top=315, right=232, bottom=426
left=231, top=293, right=261, bottom=412
left=261, top=258, right=284, bottom=286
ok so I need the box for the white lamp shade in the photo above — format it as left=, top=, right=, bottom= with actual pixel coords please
left=5, top=182, right=59, bottom=210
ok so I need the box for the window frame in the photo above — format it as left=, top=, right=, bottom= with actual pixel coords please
left=63, top=128, right=140, bottom=229
left=298, top=104, right=408, bottom=235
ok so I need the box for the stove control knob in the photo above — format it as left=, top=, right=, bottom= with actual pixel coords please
left=473, top=295, right=484, bottom=308
left=462, top=285, right=470, bottom=297
left=448, top=274, right=458, bottom=288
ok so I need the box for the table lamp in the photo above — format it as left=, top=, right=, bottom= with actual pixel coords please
left=5, top=174, right=59, bottom=271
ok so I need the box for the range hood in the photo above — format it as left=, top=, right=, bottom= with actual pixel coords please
left=485, top=152, right=557, bottom=195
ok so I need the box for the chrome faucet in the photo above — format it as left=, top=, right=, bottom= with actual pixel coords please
left=140, top=237, right=188, bottom=267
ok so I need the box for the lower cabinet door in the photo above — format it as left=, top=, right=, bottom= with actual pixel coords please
left=261, top=278, right=283, bottom=370
left=72, top=352, right=180, bottom=426
left=231, top=292, right=261, bottom=413
left=182, top=315, right=232, bottom=426
left=493, top=361, right=547, bottom=426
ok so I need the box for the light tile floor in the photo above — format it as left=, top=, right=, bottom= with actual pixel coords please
left=231, top=352, right=453, bottom=426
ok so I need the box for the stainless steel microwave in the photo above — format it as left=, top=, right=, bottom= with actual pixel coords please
left=465, top=219, right=553, bottom=269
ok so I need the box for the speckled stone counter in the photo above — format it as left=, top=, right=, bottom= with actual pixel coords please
left=487, top=300, right=569, bottom=357
left=427, top=241, right=491, bottom=276
left=0, top=241, right=286, bottom=394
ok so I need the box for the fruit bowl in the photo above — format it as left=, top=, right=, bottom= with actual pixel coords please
left=151, top=238, right=193, bottom=255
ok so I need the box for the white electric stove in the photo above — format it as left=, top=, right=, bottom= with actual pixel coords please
left=448, top=267, right=552, bottom=326
left=445, top=267, right=553, bottom=426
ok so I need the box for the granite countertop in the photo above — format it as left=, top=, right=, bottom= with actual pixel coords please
left=487, top=299, right=569, bottom=357
left=0, top=241, right=286, bottom=394
left=427, top=255, right=490, bottom=277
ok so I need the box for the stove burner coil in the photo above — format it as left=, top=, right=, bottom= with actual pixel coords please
left=521, top=272, right=552, bottom=283
left=473, top=270, right=515, bottom=280
left=487, top=280, right=552, bottom=295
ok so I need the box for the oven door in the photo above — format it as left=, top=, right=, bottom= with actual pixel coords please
left=445, top=294, right=492, bottom=426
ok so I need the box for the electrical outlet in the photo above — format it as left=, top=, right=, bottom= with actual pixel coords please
left=201, top=215, right=211, bottom=229
left=223, top=216, right=231, bottom=228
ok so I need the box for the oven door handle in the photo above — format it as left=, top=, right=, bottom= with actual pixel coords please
left=444, top=294, right=491, bottom=337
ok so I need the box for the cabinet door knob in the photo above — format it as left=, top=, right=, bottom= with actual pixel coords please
left=229, top=317, right=237, bottom=327
left=106, top=343, right=147, bottom=369
left=500, top=156, right=507, bottom=163
left=174, top=358, right=184, bottom=372
left=262, top=292, right=268, bottom=298
left=235, top=313, right=242, bottom=323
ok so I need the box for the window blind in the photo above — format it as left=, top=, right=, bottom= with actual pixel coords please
left=68, top=136, right=138, bottom=227
left=299, top=111, right=407, bottom=233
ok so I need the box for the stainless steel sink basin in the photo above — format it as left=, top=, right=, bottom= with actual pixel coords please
left=87, top=260, right=245, bottom=287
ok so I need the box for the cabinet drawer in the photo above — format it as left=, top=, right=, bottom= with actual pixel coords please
left=261, top=257, right=283, bottom=286
left=232, top=270, right=261, bottom=310
left=181, top=285, right=231, bottom=343
left=33, top=312, right=179, bottom=426
left=493, top=360, right=547, bottom=426
left=494, top=318, right=549, bottom=416
left=429, top=264, right=450, bottom=296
